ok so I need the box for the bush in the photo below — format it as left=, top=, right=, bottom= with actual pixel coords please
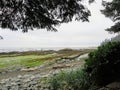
left=50, top=69, right=90, bottom=90
left=85, top=42, right=120, bottom=86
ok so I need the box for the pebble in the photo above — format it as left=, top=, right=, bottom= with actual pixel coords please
left=0, top=54, right=87, bottom=90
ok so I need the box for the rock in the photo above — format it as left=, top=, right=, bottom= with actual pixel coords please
left=21, top=67, right=38, bottom=72
left=0, top=80, right=6, bottom=85
left=0, top=53, right=89, bottom=90
left=52, top=64, right=71, bottom=69
left=11, top=82, right=17, bottom=86
left=1, top=87, right=8, bottom=90
left=41, top=74, right=50, bottom=78
left=106, top=82, right=120, bottom=89
left=17, top=75, right=22, bottom=79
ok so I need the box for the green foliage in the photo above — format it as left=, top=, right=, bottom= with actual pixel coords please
left=0, top=0, right=91, bottom=32
left=111, top=34, right=120, bottom=42
left=50, top=69, right=90, bottom=90
left=0, top=54, right=54, bottom=70
left=0, top=49, right=93, bottom=72
left=101, top=34, right=120, bottom=45
left=101, top=0, right=120, bottom=33
left=85, top=42, right=120, bottom=86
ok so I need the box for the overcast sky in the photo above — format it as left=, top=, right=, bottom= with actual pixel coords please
left=0, top=0, right=115, bottom=48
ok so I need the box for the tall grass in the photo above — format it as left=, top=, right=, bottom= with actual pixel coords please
left=50, top=69, right=90, bottom=90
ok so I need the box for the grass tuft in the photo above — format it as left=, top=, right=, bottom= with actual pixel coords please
left=50, top=69, right=90, bottom=90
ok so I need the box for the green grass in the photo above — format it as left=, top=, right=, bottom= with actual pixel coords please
left=0, top=49, right=94, bottom=72
left=0, top=54, right=55, bottom=70
left=50, top=69, right=90, bottom=90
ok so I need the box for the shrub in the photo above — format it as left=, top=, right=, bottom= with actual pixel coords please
left=85, top=42, right=120, bottom=86
left=50, top=69, right=90, bottom=90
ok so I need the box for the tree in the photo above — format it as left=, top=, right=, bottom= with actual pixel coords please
left=101, top=0, right=120, bottom=33
left=0, top=0, right=91, bottom=32
left=0, top=36, right=3, bottom=39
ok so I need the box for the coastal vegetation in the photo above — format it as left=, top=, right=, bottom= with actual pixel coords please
left=50, top=41, right=120, bottom=90
left=0, top=0, right=120, bottom=89
left=0, top=49, right=93, bottom=72
left=50, top=0, right=120, bottom=89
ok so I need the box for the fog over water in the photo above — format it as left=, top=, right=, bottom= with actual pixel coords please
left=0, top=47, right=97, bottom=52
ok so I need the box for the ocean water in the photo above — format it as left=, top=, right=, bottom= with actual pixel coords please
left=0, top=47, right=90, bottom=53
left=0, top=46, right=97, bottom=53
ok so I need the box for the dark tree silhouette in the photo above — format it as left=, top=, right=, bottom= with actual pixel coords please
left=0, top=0, right=91, bottom=32
left=0, top=36, right=3, bottom=39
left=101, top=0, right=120, bottom=33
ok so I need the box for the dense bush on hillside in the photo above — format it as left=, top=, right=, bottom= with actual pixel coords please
left=85, top=42, right=120, bottom=86
left=50, top=42, right=120, bottom=89
left=50, top=69, right=90, bottom=90
left=111, top=34, right=120, bottom=42
left=101, top=34, right=120, bottom=45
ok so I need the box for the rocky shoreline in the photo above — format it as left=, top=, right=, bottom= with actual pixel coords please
left=0, top=54, right=88, bottom=90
